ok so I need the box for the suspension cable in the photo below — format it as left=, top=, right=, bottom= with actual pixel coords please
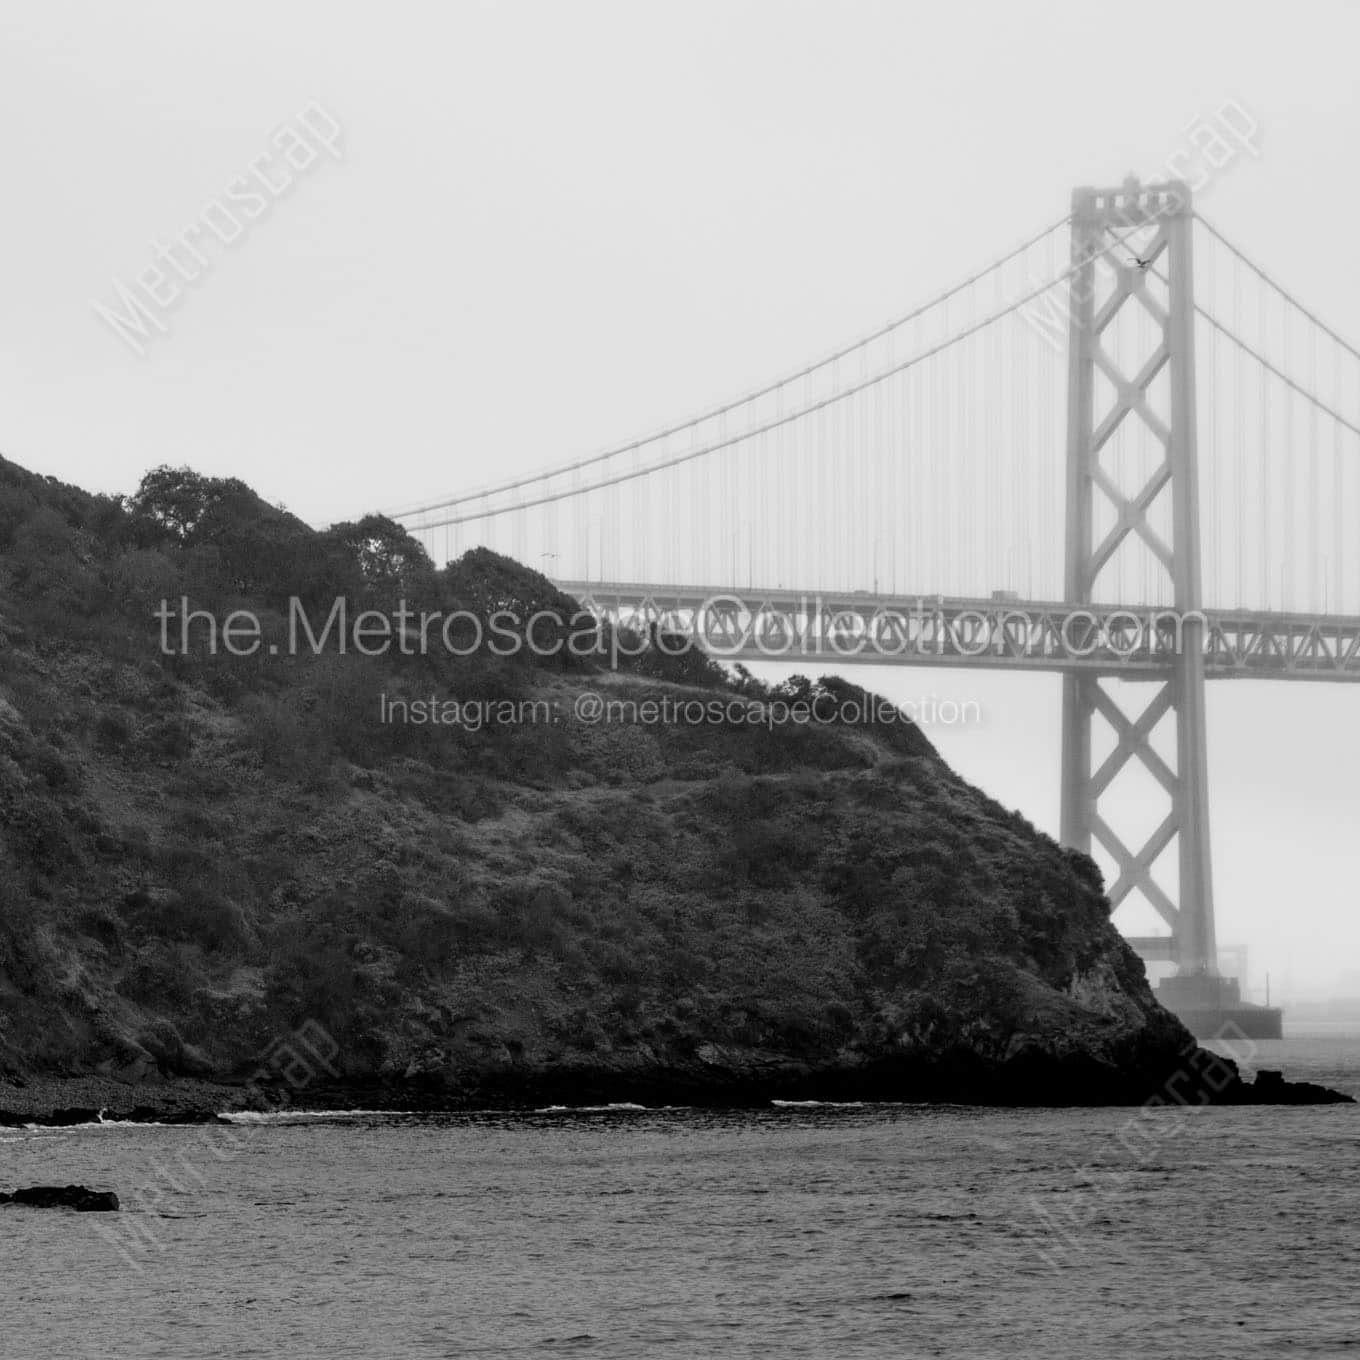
left=407, top=217, right=1165, bottom=531
left=1136, top=252, right=1360, bottom=441
left=1195, top=213, right=1360, bottom=365
left=388, top=213, right=1073, bottom=519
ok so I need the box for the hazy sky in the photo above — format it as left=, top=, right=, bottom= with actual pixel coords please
left=2, top=0, right=1358, bottom=996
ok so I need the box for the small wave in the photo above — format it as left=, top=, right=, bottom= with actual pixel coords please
left=86, top=1120, right=174, bottom=1129
left=532, top=1103, right=649, bottom=1113
left=17, top=1117, right=182, bottom=1131
left=771, top=1099, right=868, bottom=1108
left=89, top=1110, right=186, bottom=1129
left=219, top=1108, right=426, bottom=1124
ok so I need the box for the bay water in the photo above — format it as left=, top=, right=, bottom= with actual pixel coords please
left=3, top=1026, right=1357, bottom=1358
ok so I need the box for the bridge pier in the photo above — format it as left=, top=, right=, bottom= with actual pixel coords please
left=1059, top=177, right=1280, bottom=1040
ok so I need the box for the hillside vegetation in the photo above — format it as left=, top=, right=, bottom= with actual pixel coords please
left=0, top=455, right=1196, bottom=1107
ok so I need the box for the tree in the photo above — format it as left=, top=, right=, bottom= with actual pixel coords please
left=130, top=466, right=322, bottom=602
left=129, top=466, right=238, bottom=541
left=322, top=515, right=436, bottom=605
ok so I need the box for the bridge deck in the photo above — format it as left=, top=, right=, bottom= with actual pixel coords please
left=561, top=581, right=1360, bottom=682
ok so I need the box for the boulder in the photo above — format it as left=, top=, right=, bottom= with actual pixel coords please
left=0, top=1185, right=120, bottom=1212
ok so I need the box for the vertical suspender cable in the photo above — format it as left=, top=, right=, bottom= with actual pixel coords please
left=1336, top=348, right=1346, bottom=613
left=1309, top=328, right=1320, bottom=610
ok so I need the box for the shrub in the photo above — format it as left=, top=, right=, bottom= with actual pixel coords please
left=94, top=709, right=135, bottom=752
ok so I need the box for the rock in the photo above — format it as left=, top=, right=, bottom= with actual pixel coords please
left=41, top=1107, right=103, bottom=1127
left=1245, top=1071, right=1352, bottom=1105
left=1202, top=1063, right=1354, bottom=1106
left=0, top=1185, right=119, bottom=1212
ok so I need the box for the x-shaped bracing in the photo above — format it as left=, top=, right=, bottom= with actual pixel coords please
left=1086, top=679, right=1182, bottom=930
left=1080, top=225, right=1178, bottom=593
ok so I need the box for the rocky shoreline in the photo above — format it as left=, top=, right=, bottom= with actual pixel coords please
left=2, top=1050, right=1351, bottom=1127
left=0, top=1076, right=243, bottom=1127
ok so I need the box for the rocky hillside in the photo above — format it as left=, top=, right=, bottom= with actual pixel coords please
left=0, top=455, right=1254, bottom=1110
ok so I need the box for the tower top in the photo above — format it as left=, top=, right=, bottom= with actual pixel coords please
left=1071, top=177, right=1192, bottom=226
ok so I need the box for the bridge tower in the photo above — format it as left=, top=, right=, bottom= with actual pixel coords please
left=1058, top=177, right=1264, bottom=1033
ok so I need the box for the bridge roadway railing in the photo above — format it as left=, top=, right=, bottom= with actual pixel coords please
left=558, top=581, right=1360, bottom=682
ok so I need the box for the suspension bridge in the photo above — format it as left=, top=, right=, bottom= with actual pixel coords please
left=389, top=176, right=1360, bottom=1037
